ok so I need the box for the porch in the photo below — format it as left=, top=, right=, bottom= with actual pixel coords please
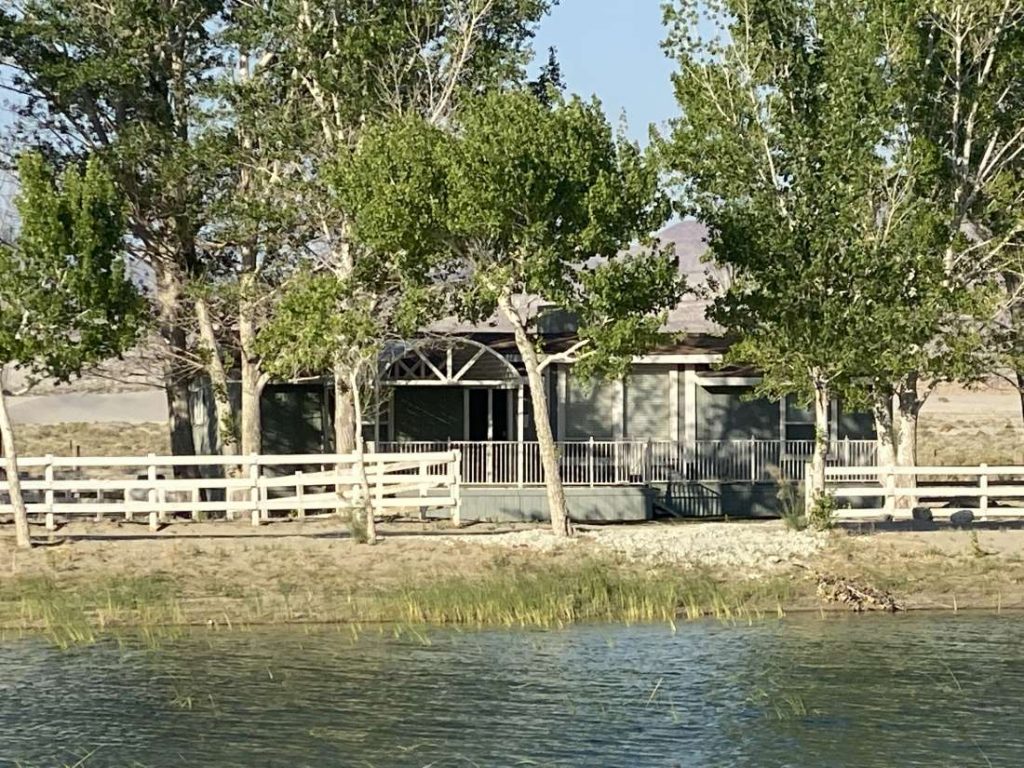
left=371, top=438, right=878, bottom=520
left=372, top=438, right=879, bottom=486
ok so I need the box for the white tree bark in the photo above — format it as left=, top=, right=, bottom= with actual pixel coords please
left=872, top=389, right=897, bottom=514
left=498, top=295, right=571, bottom=536
left=195, top=297, right=238, bottom=457
left=349, top=368, right=377, bottom=544
left=238, top=293, right=265, bottom=457
left=0, top=384, right=30, bottom=548
left=808, top=372, right=831, bottom=508
left=895, top=373, right=923, bottom=509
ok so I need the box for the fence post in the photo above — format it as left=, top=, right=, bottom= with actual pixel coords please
left=44, top=454, right=55, bottom=531
left=295, top=470, right=305, bottom=519
left=979, top=464, right=989, bottom=515
left=885, top=466, right=896, bottom=516
left=249, top=455, right=261, bottom=527
left=749, top=435, right=756, bottom=484
left=418, top=461, right=428, bottom=521
left=375, top=454, right=384, bottom=519
left=146, top=454, right=157, bottom=528
left=451, top=450, right=462, bottom=527
left=804, top=461, right=813, bottom=511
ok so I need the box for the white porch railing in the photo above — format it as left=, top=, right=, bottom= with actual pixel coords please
left=0, top=451, right=462, bottom=530
left=373, top=439, right=877, bottom=487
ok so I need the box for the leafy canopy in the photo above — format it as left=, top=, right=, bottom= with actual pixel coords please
left=662, top=0, right=993, bottom=404
left=0, top=153, right=145, bottom=380
left=340, top=89, right=684, bottom=377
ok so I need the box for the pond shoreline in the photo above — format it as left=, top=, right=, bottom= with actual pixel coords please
left=3, top=519, right=1024, bottom=644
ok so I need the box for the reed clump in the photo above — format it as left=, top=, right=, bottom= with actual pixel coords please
left=388, top=558, right=798, bottom=628
left=0, top=574, right=183, bottom=649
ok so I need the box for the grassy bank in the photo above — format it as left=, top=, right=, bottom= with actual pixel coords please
left=0, top=556, right=804, bottom=648
left=3, top=522, right=1024, bottom=647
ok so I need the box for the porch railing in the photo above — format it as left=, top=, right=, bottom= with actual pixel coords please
left=372, top=439, right=877, bottom=487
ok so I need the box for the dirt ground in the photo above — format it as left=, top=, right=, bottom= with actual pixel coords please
left=3, top=518, right=1024, bottom=625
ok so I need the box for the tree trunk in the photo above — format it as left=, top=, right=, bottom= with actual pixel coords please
left=333, top=363, right=357, bottom=455
left=0, top=386, right=30, bottom=549
left=498, top=295, right=570, bottom=536
left=1016, top=370, right=1024, bottom=461
left=872, top=388, right=897, bottom=514
left=350, top=369, right=377, bottom=544
left=808, top=372, right=831, bottom=506
left=195, top=297, right=238, bottom=457
left=895, top=373, right=922, bottom=510
left=238, top=247, right=263, bottom=457
left=156, top=268, right=198, bottom=475
left=239, top=364, right=265, bottom=458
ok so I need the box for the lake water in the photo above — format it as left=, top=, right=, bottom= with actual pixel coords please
left=1, top=614, right=1022, bottom=767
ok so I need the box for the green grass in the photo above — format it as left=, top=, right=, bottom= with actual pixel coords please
left=0, top=573, right=184, bottom=649
left=387, top=558, right=800, bottom=627
left=0, top=557, right=807, bottom=647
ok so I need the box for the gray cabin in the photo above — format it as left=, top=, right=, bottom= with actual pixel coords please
left=192, top=222, right=876, bottom=521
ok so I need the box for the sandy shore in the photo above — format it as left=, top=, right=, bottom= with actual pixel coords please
left=3, top=518, right=1024, bottom=637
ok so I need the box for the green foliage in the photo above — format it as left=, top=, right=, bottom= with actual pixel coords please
left=808, top=493, right=837, bottom=531
left=0, top=153, right=145, bottom=380
left=662, top=0, right=998, bottom=407
left=256, top=267, right=441, bottom=380
left=342, top=89, right=684, bottom=375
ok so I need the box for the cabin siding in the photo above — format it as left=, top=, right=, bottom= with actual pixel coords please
left=624, top=366, right=672, bottom=440
left=565, top=375, right=619, bottom=439
left=695, top=385, right=780, bottom=440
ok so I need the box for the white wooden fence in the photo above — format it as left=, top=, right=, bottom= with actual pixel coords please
left=374, top=439, right=877, bottom=486
left=824, top=464, right=1024, bottom=520
left=0, top=451, right=462, bottom=531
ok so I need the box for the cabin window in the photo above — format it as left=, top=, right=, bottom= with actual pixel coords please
left=783, top=395, right=816, bottom=442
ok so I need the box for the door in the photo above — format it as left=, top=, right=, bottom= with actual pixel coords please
left=466, top=389, right=512, bottom=482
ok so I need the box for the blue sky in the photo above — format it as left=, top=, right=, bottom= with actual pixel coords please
left=532, top=0, right=677, bottom=143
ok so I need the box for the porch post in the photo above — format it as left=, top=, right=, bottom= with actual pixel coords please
left=373, top=378, right=381, bottom=445
left=516, top=382, right=526, bottom=487
left=682, top=367, right=698, bottom=450
left=486, top=389, right=494, bottom=483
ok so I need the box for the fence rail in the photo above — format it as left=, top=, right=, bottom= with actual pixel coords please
left=824, top=464, right=1024, bottom=519
left=0, top=451, right=462, bottom=530
left=374, top=439, right=877, bottom=487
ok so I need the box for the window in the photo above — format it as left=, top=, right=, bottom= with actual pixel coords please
left=783, top=395, right=816, bottom=443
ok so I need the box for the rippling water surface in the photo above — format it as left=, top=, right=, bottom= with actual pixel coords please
left=2, top=614, right=1023, bottom=767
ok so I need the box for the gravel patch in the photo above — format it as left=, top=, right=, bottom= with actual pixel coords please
left=481, top=522, right=828, bottom=573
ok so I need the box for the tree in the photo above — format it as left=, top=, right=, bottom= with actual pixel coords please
left=893, top=0, right=1024, bottom=440
left=342, top=91, right=682, bottom=537
left=1, top=0, right=226, bottom=465
left=225, top=0, right=551, bottom=457
left=661, top=0, right=993, bottom=514
left=257, top=268, right=440, bottom=542
left=0, top=153, right=144, bottom=548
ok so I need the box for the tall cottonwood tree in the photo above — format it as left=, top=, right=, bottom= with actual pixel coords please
left=342, top=91, right=682, bottom=537
left=662, top=0, right=992, bottom=510
left=0, top=154, right=144, bottom=548
left=226, top=0, right=550, bottom=457
left=895, top=0, right=1024, bottom=438
left=1, top=0, right=225, bottom=464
